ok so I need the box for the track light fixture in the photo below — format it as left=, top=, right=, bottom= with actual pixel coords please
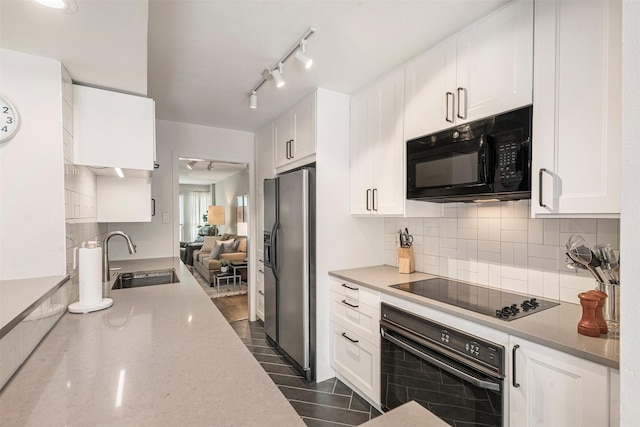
left=247, top=26, right=316, bottom=109
left=294, top=39, right=313, bottom=69
left=207, top=161, right=214, bottom=171
left=271, top=63, right=285, bottom=88
left=187, top=161, right=197, bottom=170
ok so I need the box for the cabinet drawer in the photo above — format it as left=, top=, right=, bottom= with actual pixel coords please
left=329, top=278, right=379, bottom=309
left=330, top=292, right=380, bottom=346
left=329, top=321, right=380, bottom=405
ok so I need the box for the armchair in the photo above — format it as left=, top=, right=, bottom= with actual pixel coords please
left=180, top=225, right=217, bottom=266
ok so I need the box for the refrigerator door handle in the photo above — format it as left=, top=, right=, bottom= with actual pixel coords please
left=271, top=221, right=280, bottom=280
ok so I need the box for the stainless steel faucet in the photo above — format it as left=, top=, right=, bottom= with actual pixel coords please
left=102, top=231, right=137, bottom=282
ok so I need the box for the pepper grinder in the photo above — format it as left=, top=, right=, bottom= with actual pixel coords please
left=587, top=289, right=608, bottom=335
left=577, top=292, right=601, bottom=337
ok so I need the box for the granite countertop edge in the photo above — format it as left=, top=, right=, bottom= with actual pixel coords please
left=329, top=265, right=619, bottom=369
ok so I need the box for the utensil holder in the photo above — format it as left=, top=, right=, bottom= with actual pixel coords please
left=596, top=281, right=620, bottom=338
left=397, top=247, right=415, bottom=274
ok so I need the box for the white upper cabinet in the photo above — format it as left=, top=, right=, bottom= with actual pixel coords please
left=73, top=85, right=156, bottom=170
left=531, top=0, right=621, bottom=217
left=274, top=92, right=317, bottom=171
left=255, top=122, right=274, bottom=196
left=404, top=0, right=533, bottom=140
left=350, top=69, right=405, bottom=215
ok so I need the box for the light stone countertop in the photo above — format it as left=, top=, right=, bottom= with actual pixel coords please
left=0, top=274, right=69, bottom=338
left=361, top=401, right=449, bottom=427
left=329, top=265, right=619, bottom=369
left=0, top=258, right=304, bottom=426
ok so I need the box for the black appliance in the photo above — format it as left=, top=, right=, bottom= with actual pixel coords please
left=407, top=105, right=532, bottom=202
left=391, top=278, right=559, bottom=321
left=380, top=303, right=504, bottom=426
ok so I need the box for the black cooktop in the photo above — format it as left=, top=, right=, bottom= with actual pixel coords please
left=391, top=278, right=560, bottom=321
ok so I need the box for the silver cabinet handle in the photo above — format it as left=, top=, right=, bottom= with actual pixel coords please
left=512, top=344, right=520, bottom=388
left=289, top=139, right=294, bottom=159
left=341, top=283, right=358, bottom=291
left=366, top=189, right=372, bottom=211
left=341, top=299, right=359, bottom=308
left=539, top=168, right=553, bottom=208
left=372, top=188, right=378, bottom=211
left=341, top=332, right=359, bottom=344
left=456, top=87, right=467, bottom=119
left=445, top=92, right=455, bottom=123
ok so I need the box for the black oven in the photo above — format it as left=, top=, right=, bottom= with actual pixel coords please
left=407, top=105, right=532, bottom=203
left=380, top=303, right=504, bottom=426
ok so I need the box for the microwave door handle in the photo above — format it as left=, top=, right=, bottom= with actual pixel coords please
left=445, top=92, right=454, bottom=123
left=381, top=328, right=501, bottom=392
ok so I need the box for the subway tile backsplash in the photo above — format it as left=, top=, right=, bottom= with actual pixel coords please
left=385, top=200, right=620, bottom=304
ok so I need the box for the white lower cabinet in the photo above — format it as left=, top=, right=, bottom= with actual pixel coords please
left=329, top=278, right=380, bottom=405
left=509, top=336, right=610, bottom=427
left=329, top=321, right=379, bottom=405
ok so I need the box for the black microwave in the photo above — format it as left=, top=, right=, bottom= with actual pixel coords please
left=406, top=105, right=532, bottom=203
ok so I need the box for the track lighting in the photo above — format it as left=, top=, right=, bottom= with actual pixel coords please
left=272, top=63, right=285, bottom=88
left=187, top=161, right=197, bottom=170
left=294, top=40, right=313, bottom=69
left=207, top=161, right=214, bottom=171
left=247, top=26, right=316, bottom=109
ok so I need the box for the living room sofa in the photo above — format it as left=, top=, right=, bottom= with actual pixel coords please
left=193, top=233, right=247, bottom=285
left=179, top=225, right=217, bottom=266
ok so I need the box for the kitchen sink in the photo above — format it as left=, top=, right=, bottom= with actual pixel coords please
left=112, top=269, right=180, bottom=290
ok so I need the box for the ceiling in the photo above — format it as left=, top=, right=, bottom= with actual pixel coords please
left=179, top=158, right=247, bottom=185
left=1, top=0, right=509, bottom=133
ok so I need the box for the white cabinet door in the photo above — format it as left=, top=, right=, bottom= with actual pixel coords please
left=509, top=336, right=609, bottom=427
left=349, top=90, right=374, bottom=215
left=531, top=0, right=621, bottom=217
left=291, top=92, right=316, bottom=161
left=73, top=85, right=155, bottom=170
left=329, top=321, right=380, bottom=405
left=456, top=0, right=533, bottom=124
left=349, top=69, right=404, bottom=216
left=372, top=69, right=404, bottom=216
left=96, top=176, right=151, bottom=222
left=404, top=38, right=457, bottom=140
left=273, top=112, right=293, bottom=169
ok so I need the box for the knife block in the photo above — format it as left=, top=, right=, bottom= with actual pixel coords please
left=397, top=247, right=415, bottom=274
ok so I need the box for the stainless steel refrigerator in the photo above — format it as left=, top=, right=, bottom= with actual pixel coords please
left=263, top=167, right=316, bottom=381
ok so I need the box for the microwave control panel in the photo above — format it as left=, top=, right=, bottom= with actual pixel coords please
left=494, top=129, right=524, bottom=184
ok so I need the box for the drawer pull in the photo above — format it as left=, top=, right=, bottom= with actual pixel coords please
left=341, top=283, right=358, bottom=291
left=341, top=332, right=359, bottom=344
left=341, top=299, right=359, bottom=308
left=258, top=270, right=264, bottom=273
left=258, top=290, right=264, bottom=295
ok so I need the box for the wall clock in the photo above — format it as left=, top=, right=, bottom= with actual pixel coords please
left=0, top=94, right=20, bottom=144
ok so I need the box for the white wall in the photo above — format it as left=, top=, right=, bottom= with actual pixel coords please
left=0, top=49, right=66, bottom=280
left=214, top=169, right=249, bottom=235
left=107, top=119, right=253, bottom=260
left=620, top=1, right=640, bottom=424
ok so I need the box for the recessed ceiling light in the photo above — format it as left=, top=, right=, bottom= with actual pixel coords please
left=34, top=0, right=78, bottom=13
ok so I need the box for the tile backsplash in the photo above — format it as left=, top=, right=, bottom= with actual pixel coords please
left=384, top=200, right=620, bottom=304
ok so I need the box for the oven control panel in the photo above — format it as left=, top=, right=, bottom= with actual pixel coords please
left=382, top=303, right=504, bottom=375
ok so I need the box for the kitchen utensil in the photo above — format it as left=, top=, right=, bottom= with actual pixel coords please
left=566, top=235, right=608, bottom=283
left=400, top=228, right=413, bottom=247
left=566, top=250, right=605, bottom=283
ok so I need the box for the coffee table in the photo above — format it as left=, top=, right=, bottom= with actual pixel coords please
left=213, top=272, right=240, bottom=292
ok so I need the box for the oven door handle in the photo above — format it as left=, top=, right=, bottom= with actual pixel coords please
left=381, top=329, right=501, bottom=392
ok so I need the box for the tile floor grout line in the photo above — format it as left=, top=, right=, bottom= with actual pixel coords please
left=277, top=384, right=353, bottom=397
left=288, top=398, right=372, bottom=414
left=300, top=416, right=356, bottom=427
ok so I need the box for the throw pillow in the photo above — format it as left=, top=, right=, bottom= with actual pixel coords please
left=210, top=243, right=224, bottom=260
left=201, top=236, right=222, bottom=253
left=221, top=239, right=240, bottom=254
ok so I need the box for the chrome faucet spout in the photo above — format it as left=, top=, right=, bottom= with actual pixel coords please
left=102, top=231, right=137, bottom=282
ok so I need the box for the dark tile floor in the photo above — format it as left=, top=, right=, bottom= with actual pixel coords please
left=231, top=320, right=382, bottom=426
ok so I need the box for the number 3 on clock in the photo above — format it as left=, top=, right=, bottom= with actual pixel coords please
left=0, top=95, right=20, bottom=143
